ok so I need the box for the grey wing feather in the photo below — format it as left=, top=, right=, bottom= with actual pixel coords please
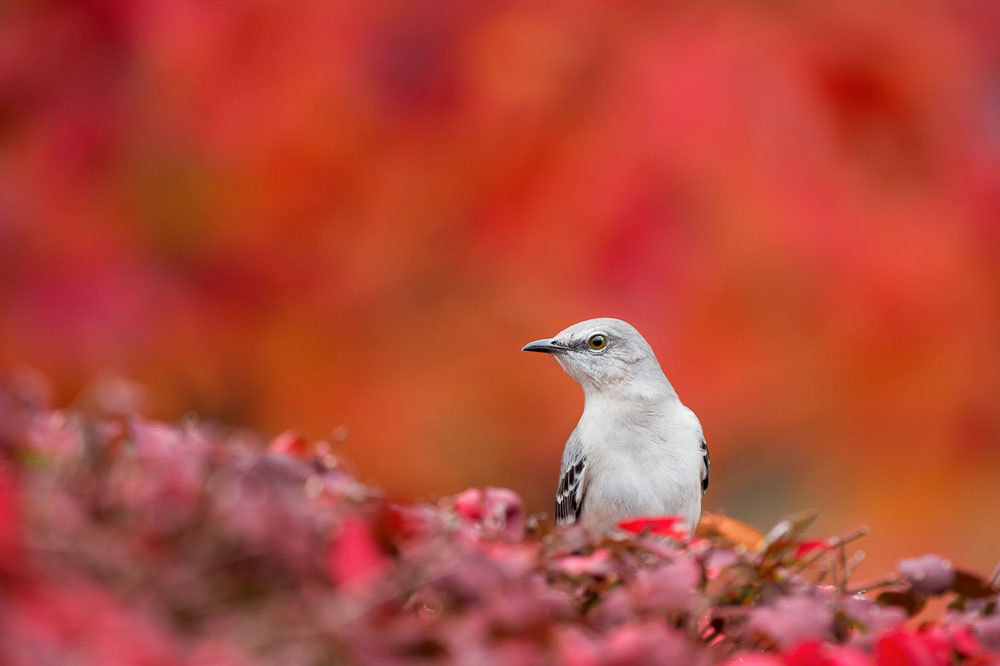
left=555, top=430, right=587, bottom=525
left=700, top=437, right=710, bottom=495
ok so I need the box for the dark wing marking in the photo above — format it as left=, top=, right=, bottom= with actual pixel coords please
left=700, top=437, right=710, bottom=495
left=555, top=429, right=587, bottom=525
left=555, top=455, right=586, bottom=524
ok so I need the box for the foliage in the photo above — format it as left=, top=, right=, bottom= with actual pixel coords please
left=0, top=375, right=998, bottom=666
left=2, top=1, right=1000, bottom=572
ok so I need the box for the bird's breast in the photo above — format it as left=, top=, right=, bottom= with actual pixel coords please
left=575, top=405, right=704, bottom=534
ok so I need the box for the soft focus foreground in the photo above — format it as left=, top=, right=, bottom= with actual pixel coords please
left=3, top=0, right=1000, bottom=581
left=2, top=378, right=1000, bottom=665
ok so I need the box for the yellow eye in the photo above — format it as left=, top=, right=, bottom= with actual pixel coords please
left=588, top=334, right=607, bottom=350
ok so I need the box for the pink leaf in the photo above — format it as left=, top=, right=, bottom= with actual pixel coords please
left=453, top=487, right=525, bottom=540
left=971, top=616, right=1000, bottom=651
left=633, top=558, right=701, bottom=614
left=748, top=596, right=834, bottom=648
left=721, top=655, right=782, bottom=666
left=481, top=487, right=525, bottom=541
left=553, top=548, right=613, bottom=576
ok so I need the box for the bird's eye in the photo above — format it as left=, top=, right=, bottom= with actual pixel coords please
left=587, top=334, right=607, bottom=350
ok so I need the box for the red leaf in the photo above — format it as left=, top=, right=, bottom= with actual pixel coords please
left=781, top=640, right=869, bottom=666
left=876, top=630, right=941, bottom=666
left=944, top=624, right=984, bottom=657
left=327, top=518, right=389, bottom=593
left=267, top=429, right=309, bottom=459
left=794, top=540, right=832, bottom=558
left=380, top=503, right=433, bottom=541
left=454, top=487, right=484, bottom=521
left=0, top=469, right=21, bottom=574
left=618, top=515, right=689, bottom=539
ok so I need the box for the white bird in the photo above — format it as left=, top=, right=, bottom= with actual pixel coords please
left=522, top=318, right=709, bottom=535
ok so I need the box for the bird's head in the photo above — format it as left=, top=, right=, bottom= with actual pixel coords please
left=522, top=318, right=671, bottom=396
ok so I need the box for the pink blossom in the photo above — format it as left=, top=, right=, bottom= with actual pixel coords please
left=840, top=595, right=907, bottom=639
left=897, top=555, right=956, bottom=596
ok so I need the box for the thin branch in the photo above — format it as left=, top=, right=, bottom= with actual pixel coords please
left=845, top=574, right=900, bottom=596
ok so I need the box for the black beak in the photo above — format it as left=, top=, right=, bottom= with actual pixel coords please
left=521, top=338, right=570, bottom=354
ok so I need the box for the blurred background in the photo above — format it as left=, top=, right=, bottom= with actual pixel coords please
left=2, top=0, right=999, bottom=578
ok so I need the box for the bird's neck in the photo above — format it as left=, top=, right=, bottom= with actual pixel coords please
left=581, top=382, right=678, bottom=416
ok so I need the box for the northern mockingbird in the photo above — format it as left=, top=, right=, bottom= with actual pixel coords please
left=522, top=318, right=709, bottom=535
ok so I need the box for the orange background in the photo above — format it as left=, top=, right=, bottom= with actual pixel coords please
left=2, top=0, right=999, bottom=578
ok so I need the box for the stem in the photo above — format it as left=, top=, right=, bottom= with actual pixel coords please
left=830, top=525, right=870, bottom=548
left=845, top=574, right=900, bottom=595
left=838, top=543, right=848, bottom=589
left=844, top=550, right=866, bottom=581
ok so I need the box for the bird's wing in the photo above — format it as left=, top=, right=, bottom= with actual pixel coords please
left=555, top=430, right=587, bottom=525
left=700, top=436, right=710, bottom=495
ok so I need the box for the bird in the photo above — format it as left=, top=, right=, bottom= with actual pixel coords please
left=522, top=318, right=709, bottom=536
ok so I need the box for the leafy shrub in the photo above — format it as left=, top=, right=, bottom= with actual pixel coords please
left=0, top=375, right=997, bottom=665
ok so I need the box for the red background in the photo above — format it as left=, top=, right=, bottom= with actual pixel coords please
left=2, top=0, right=999, bottom=577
